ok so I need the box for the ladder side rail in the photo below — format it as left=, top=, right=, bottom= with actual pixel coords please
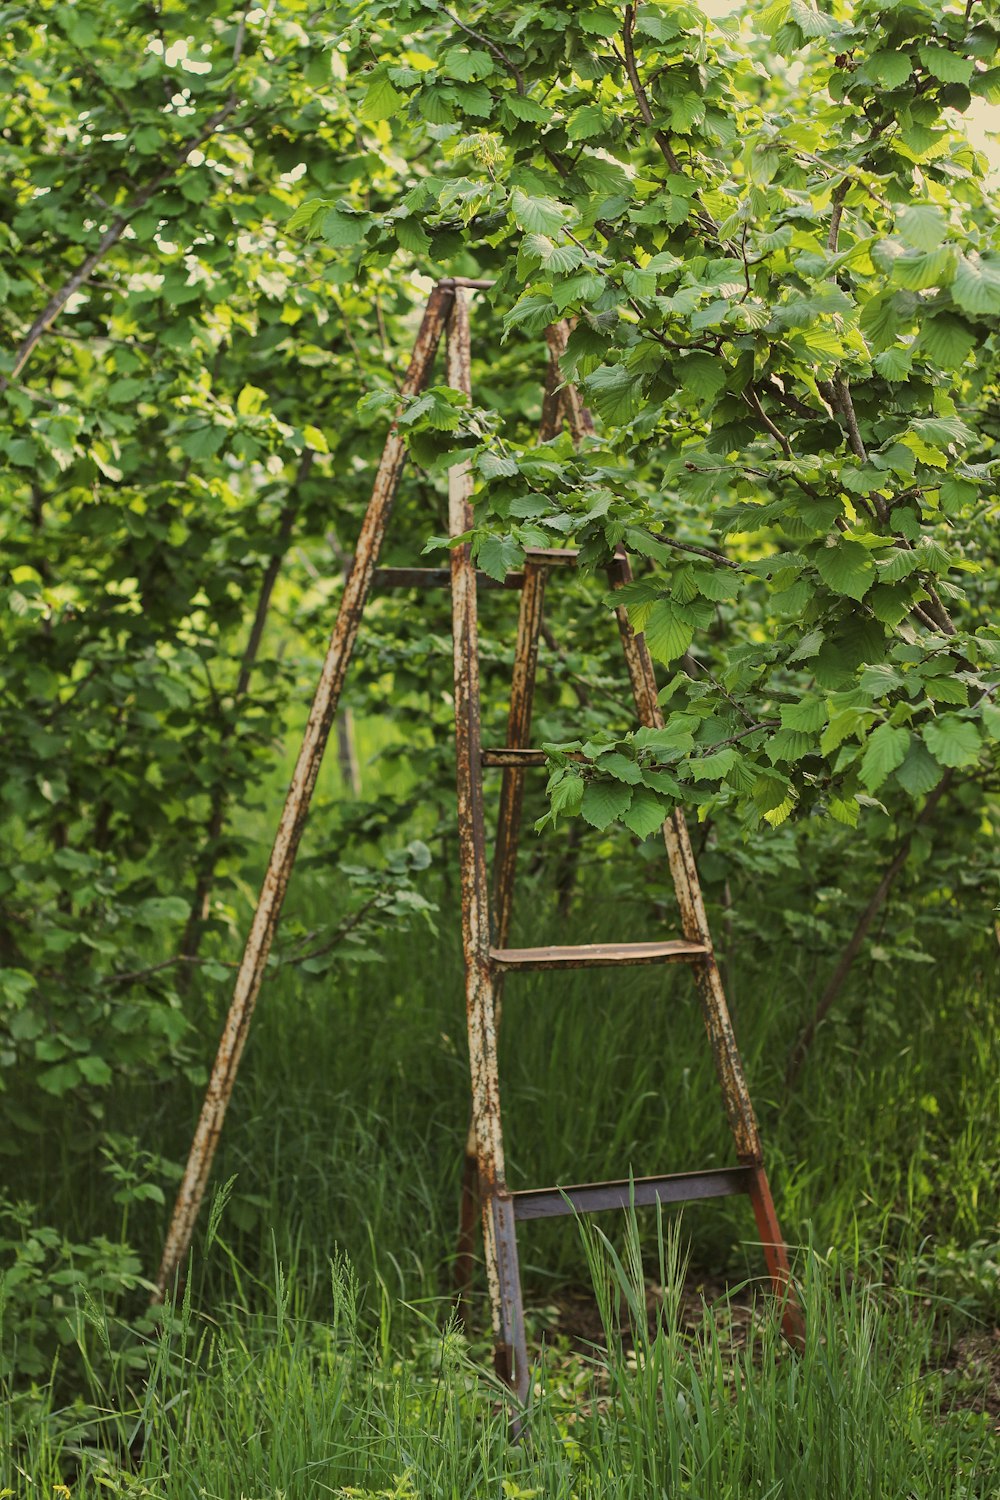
left=609, top=557, right=762, bottom=1164
left=456, top=334, right=574, bottom=1323
left=446, top=290, right=529, bottom=1398
left=611, top=557, right=803, bottom=1342
left=152, top=285, right=455, bottom=1302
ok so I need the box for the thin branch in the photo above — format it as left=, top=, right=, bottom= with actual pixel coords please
left=232, top=9, right=248, bottom=65
left=621, top=6, right=681, bottom=173
left=743, top=386, right=793, bottom=458
left=440, top=5, right=525, bottom=94
left=106, top=955, right=239, bottom=987
left=699, top=719, right=780, bottom=753
left=649, top=527, right=741, bottom=570
left=827, top=178, right=849, bottom=254
left=1, top=97, right=241, bottom=390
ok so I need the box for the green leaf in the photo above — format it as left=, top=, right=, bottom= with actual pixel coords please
left=860, top=288, right=908, bottom=350
left=939, top=477, right=977, bottom=515
left=922, top=715, right=981, bottom=768
left=598, top=752, right=644, bottom=785
left=478, top=451, right=519, bottom=479
left=547, top=769, right=585, bottom=819
left=584, top=364, right=644, bottom=424
left=951, top=254, right=1000, bottom=316
left=780, top=696, right=826, bottom=731
left=477, top=535, right=524, bottom=582
left=829, top=795, right=859, bottom=827
left=237, top=384, right=267, bottom=416
left=303, top=425, right=328, bottom=454
left=643, top=601, right=695, bottom=664
left=287, top=198, right=326, bottom=234
left=917, top=315, right=976, bottom=369
left=442, top=47, right=493, bottom=80
left=815, top=541, right=875, bottom=601
left=981, top=702, right=1000, bottom=741
left=767, top=728, right=813, bottom=763
left=321, top=208, right=367, bottom=247
left=566, top=105, right=607, bottom=140
left=890, top=245, right=956, bottom=292
left=511, top=188, right=568, bottom=235
left=897, top=203, right=948, bottom=250
left=678, top=353, right=727, bottom=400
left=361, top=74, right=405, bottom=122
left=78, top=1055, right=113, bottom=1086
left=38, top=1062, right=82, bottom=1096
left=896, top=739, right=944, bottom=796
left=138, top=896, right=191, bottom=924
left=580, top=778, right=633, bottom=830
left=621, top=786, right=667, bottom=838
left=874, top=346, right=912, bottom=381
left=860, top=722, right=910, bottom=791
left=918, top=45, right=975, bottom=85
left=868, top=50, right=913, bottom=89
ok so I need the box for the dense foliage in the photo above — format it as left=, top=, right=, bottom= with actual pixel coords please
left=1, top=0, right=998, bottom=1460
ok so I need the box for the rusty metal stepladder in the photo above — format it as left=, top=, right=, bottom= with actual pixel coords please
left=444, top=289, right=803, bottom=1403
left=152, top=275, right=802, bottom=1408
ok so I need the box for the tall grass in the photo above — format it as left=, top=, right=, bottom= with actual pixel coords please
left=3, top=1223, right=995, bottom=1497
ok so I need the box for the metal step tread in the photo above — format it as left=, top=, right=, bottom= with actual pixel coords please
left=489, top=939, right=709, bottom=970
left=482, top=747, right=584, bottom=767
left=510, top=1166, right=754, bottom=1221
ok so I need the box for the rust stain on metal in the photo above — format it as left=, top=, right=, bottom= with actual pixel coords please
left=152, top=285, right=455, bottom=1302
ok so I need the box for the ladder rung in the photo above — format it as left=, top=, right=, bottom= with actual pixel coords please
left=489, top=940, right=709, bottom=971
left=369, top=548, right=625, bottom=591
left=373, top=566, right=523, bottom=591
left=510, top=1166, right=754, bottom=1221
left=482, top=748, right=586, bottom=767
left=523, top=547, right=579, bottom=567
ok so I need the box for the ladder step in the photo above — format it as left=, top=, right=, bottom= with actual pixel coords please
left=373, top=566, right=523, bottom=591
left=511, top=1166, right=754, bottom=1221
left=482, top=747, right=586, bottom=767
left=489, top=940, right=709, bottom=971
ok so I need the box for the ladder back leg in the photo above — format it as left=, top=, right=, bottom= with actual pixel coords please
left=611, top=559, right=804, bottom=1341
left=447, top=291, right=530, bottom=1399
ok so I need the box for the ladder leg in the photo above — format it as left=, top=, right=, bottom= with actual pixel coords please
left=455, top=561, right=547, bottom=1318
left=447, top=290, right=530, bottom=1400
left=611, top=561, right=803, bottom=1341
left=152, top=285, right=455, bottom=1303
left=455, top=339, right=570, bottom=1324
left=748, top=1165, right=805, bottom=1347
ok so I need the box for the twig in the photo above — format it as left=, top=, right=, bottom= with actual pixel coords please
left=1, top=97, right=241, bottom=390
left=827, top=178, right=849, bottom=254
left=699, top=719, right=779, bottom=753
left=440, top=5, right=525, bottom=94
left=106, top=955, right=238, bottom=987
left=743, top=386, right=793, bottom=458
left=621, top=6, right=681, bottom=173
left=653, top=529, right=741, bottom=570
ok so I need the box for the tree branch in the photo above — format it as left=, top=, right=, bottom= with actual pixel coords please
left=1, top=97, right=241, bottom=390
left=621, top=6, right=681, bottom=173
left=441, top=6, right=525, bottom=94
